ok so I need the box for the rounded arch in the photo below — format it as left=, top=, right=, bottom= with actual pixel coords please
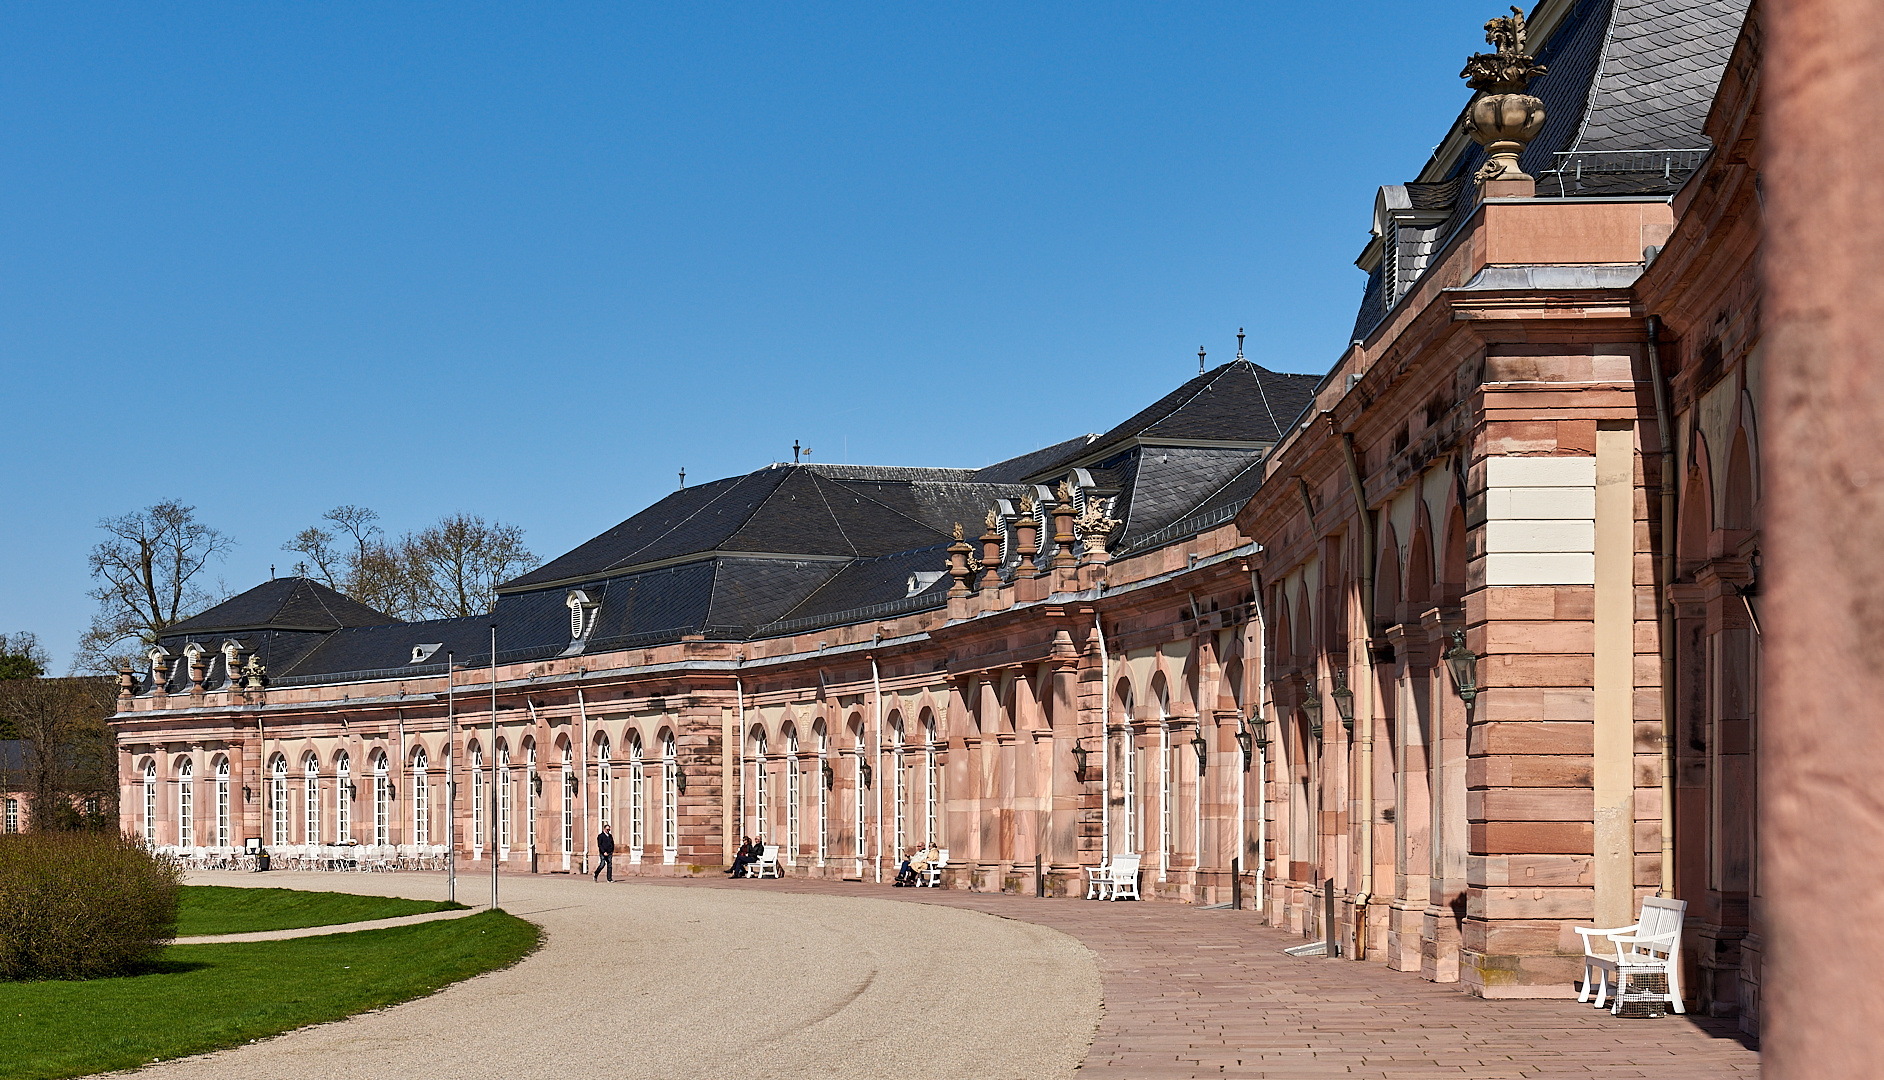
left=1221, top=657, right=1245, bottom=714
left=303, top=749, right=320, bottom=773
left=845, top=710, right=865, bottom=744
left=1114, top=674, right=1136, bottom=722
left=412, top=746, right=429, bottom=770
left=1148, top=670, right=1171, bottom=721
left=1723, top=429, right=1755, bottom=532
left=1375, top=522, right=1403, bottom=630
left=1405, top=519, right=1435, bottom=608
left=1680, top=461, right=1715, bottom=576
left=269, top=753, right=288, bottom=776
left=593, top=731, right=613, bottom=760
left=178, top=757, right=193, bottom=778
left=1440, top=503, right=1468, bottom=603
left=917, top=706, right=937, bottom=744
left=885, top=709, right=904, bottom=745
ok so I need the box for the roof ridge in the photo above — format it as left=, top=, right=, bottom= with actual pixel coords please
left=824, top=475, right=959, bottom=541
left=804, top=470, right=860, bottom=556
left=611, top=469, right=775, bottom=572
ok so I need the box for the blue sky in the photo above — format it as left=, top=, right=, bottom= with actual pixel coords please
left=4, top=1, right=1492, bottom=671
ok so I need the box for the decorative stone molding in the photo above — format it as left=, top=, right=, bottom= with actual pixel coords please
left=1460, top=6, right=1547, bottom=191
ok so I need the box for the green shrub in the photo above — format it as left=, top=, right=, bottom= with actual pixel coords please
left=0, top=832, right=183, bottom=980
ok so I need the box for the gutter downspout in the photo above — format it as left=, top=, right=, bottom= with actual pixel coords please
left=1341, top=431, right=1377, bottom=961
left=1646, top=314, right=1679, bottom=899
left=1095, top=601, right=1111, bottom=868
left=1251, top=570, right=1267, bottom=914
left=576, top=682, right=590, bottom=877
left=734, top=675, right=745, bottom=865
left=872, top=654, right=883, bottom=884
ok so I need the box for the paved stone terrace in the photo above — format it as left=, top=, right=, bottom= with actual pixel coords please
left=660, top=875, right=1759, bottom=1079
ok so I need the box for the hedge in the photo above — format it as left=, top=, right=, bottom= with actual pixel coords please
left=0, top=832, right=183, bottom=979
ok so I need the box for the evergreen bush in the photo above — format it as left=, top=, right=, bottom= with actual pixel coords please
left=0, top=832, right=183, bottom=979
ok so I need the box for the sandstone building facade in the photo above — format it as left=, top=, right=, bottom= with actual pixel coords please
left=112, top=0, right=1763, bottom=1031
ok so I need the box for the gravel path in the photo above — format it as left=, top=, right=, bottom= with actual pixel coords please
left=137, top=870, right=1100, bottom=1080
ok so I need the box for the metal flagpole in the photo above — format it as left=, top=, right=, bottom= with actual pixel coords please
left=489, top=624, right=499, bottom=912
left=447, top=651, right=456, bottom=904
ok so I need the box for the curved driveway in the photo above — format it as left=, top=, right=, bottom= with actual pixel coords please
left=146, top=870, right=1099, bottom=1080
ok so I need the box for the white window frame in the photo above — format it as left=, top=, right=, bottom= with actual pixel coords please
left=177, top=759, right=194, bottom=849
left=661, top=733, right=678, bottom=863
left=892, top=723, right=906, bottom=855
left=143, top=761, right=157, bottom=844
left=924, top=720, right=939, bottom=845
left=470, top=747, right=484, bottom=858
left=304, top=755, right=320, bottom=845
left=754, top=733, right=768, bottom=843
left=597, top=737, right=613, bottom=847
left=816, top=728, right=829, bottom=864
left=336, top=753, right=351, bottom=845
left=498, top=747, right=513, bottom=856
left=852, top=733, right=866, bottom=866
left=373, top=754, right=390, bottom=846
left=271, top=757, right=288, bottom=847
left=215, top=758, right=230, bottom=847
left=560, top=745, right=574, bottom=864
left=525, top=742, right=538, bottom=856
left=3, top=798, right=15, bottom=834
left=785, top=732, right=801, bottom=863
left=629, top=735, right=645, bottom=859
left=412, top=749, right=429, bottom=847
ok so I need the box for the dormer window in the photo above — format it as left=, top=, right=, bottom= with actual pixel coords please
left=905, top=571, right=945, bottom=597
left=411, top=643, right=443, bottom=664
left=566, top=590, right=599, bottom=640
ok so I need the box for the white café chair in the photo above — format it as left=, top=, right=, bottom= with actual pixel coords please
left=748, top=845, right=782, bottom=879
left=1575, top=895, right=1688, bottom=1014
left=919, top=849, right=949, bottom=888
left=1107, top=853, right=1143, bottom=901
left=1085, top=858, right=1114, bottom=900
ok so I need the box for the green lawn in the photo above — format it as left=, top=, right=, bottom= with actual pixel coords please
left=176, top=885, right=464, bottom=936
left=0, top=909, right=538, bottom=1080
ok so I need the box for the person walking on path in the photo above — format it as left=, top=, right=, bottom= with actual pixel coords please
left=594, top=824, right=615, bottom=882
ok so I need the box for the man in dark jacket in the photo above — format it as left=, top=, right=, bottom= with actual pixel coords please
left=594, top=823, right=615, bottom=881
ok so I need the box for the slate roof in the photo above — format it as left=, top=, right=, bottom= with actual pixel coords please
left=166, top=577, right=396, bottom=636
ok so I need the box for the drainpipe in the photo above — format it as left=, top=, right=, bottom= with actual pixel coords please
left=1095, top=605, right=1111, bottom=867
left=1341, top=431, right=1376, bottom=960
left=734, top=675, right=745, bottom=863
left=1250, top=569, right=1266, bottom=914
left=1645, top=314, right=1679, bottom=899
left=872, top=654, right=884, bottom=884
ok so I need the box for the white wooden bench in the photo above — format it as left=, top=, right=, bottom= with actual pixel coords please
left=918, top=848, right=949, bottom=888
left=1574, top=895, right=1687, bottom=1014
left=1106, top=853, right=1143, bottom=901
left=748, top=844, right=782, bottom=879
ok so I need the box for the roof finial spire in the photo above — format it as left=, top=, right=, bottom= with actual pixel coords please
left=1198, top=345, right=1207, bottom=375
left=793, top=439, right=801, bottom=464
left=679, top=468, right=686, bottom=490
left=1237, top=327, right=1246, bottom=360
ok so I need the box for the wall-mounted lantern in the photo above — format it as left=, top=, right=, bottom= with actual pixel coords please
left=822, top=760, right=835, bottom=790
left=1302, top=683, right=1324, bottom=742
left=1070, top=738, right=1089, bottom=778
left=1190, top=728, right=1208, bottom=774
left=1234, top=722, right=1254, bottom=771
left=1331, top=668, right=1356, bottom=735
left=530, top=772, right=542, bottom=797
left=859, top=759, right=874, bottom=789
left=673, top=766, right=687, bottom=795
left=1443, top=629, right=1480, bottom=706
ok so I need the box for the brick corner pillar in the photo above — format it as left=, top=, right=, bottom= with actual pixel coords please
left=1764, top=0, right=1884, bottom=1074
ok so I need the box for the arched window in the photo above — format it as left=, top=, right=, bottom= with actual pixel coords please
left=372, top=753, right=391, bottom=846
left=214, top=758, right=230, bottom=847
left=661, top=732, right=678, bottom=863
left=890, top=716, right=906, bottom=855
left=412, top=749, right=429, bottom=847
left=596, top=736, right=613, bottom=845
left=524, top=739, right=538, bottom=856
left=177, top=759, right=194, bottom=849
left=752, top=729, right=768, bottom=841
left=468, top=743, right=484, bottom=857
left=143, top=760, right=157, bottom=844
left=852, top=720, right=866, bottom=864
left=815, top=721, right=830, bottom=863
left=923, top=713, right=939, bottom=845
left=628, top=733, right=645, bottom=857
left=785, top=727, right=800, bottom=863
left=1155, top=675, right=1172, bottom=879
left=335, top=753, right=351, bottom=843
left=304, top=754, right=321, bottom=845
left=497, top=744, right=513, bottom=856
left=1118, top=681, right=1137, bottom=854
left=560, top=744, right=574, bottom=861
left=270, top=756, right=288, bottom=846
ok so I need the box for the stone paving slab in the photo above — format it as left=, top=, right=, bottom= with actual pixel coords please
left=657, top=875, right=1761, bottom=1079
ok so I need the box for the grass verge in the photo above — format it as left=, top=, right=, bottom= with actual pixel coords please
left=0, top=908, right=538, bottom=1080
left=176, top=885, right=464, bottom=936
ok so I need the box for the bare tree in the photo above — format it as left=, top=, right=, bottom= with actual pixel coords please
left=281, top=507, right=539, bottom=621
left=77, top=502, right=233, bottom=674
left=0, top=632, right=49, bottom=684
left=0, top=675, right=118, bottom=831
left=404, top=514, right=538, bottom=619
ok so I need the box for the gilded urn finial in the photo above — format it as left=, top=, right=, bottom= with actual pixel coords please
left=1461, top=6, right=1548, bottom=188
